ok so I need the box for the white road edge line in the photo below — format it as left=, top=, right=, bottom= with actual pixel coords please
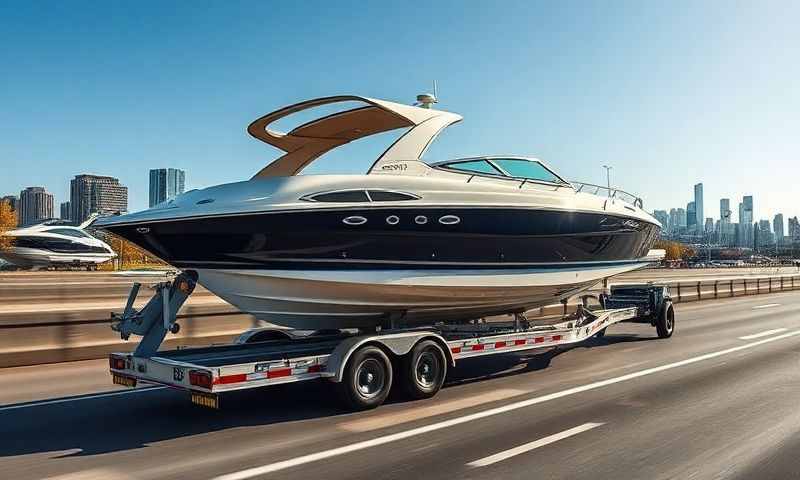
left=0, top=387, right=165, bottom=411
left=752, top=303, right=781, bottom=310
left=212, top=329, right=800, bottom=480
left=739, top=328, right=787, bottom=340
left=467, top=422, right=604, bottom=467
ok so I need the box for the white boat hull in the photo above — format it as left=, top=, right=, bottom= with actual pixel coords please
left=196, top=261, right=651, bottom=329
left=0, top=247, right=115, bottom=268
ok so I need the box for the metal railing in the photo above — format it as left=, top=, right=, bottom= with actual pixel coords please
left=616, top=274, right=800, bottom=303
left=571, top=181, right=644, bottom=209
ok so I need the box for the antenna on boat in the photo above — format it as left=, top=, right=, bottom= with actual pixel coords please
left=415, top=80, right=438, bottom=109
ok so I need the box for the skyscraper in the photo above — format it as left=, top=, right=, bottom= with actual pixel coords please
left=719, top=198, right=730, bottom=223
left=774, top=214, right=784, bottom=244
left=19, top=187, right=54, bottom=226
left=789, top=217, right=799, bottom=244
left=687, top=201, right=696, bottom=231
left=758, top=219, right=773, bottom=246
left=149, top=168, right=186, bottom=207
left=70, top=174, right=128, bottom=224
left=694, top=183, right=704, bottom=229
left=740, top=196, right=753, bottom=247
left=60, top=201, right=72, bottom=222
left=676, top=208, right=686, bottom=227
left=653, top=210, right=669, bottom=232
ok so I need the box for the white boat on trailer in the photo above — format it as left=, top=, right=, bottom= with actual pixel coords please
left=96, top=93, right=662, bottom=331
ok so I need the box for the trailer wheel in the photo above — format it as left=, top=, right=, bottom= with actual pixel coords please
left=400, top=340, right=447, bottom=400
left=337, top=345, right=393, bottom=410
left=656, top=301, right=675, bottom=338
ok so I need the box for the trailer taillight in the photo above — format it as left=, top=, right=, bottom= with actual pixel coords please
left=189, top=370, right=213, bottom=389
left=109, top=355, right=126, bottom=370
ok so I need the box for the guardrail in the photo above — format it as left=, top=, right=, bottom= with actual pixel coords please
left=616, top=274, right=800, bottom=303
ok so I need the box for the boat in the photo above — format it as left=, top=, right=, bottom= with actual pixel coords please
left=96, top=94, right=662, bottom=330
left=0, top=216, right=116, bottom=269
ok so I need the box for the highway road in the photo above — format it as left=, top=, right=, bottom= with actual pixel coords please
left=2, top=291, right=800, bottom=479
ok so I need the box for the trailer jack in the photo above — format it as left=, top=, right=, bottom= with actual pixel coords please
left=111, top=270, right=198, bottom=358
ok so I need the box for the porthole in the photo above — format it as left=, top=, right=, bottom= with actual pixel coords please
left=343, top=216, right=367, bottom=226
left=386, top=215, right=400, bottom=225
left=438, top=215, right=461, bottom=225
left=414, top=215, right=428, bottom=225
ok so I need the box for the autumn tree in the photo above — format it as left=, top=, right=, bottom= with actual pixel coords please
left=0, top=200, right=18, bottom=251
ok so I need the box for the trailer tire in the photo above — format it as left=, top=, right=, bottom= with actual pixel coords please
left=400, top=340, right=447, bottom=400
left=336, top=345, right=393, bottom=411
left=656, top=301, right=675, bottom=338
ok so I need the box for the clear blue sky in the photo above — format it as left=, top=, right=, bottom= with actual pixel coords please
left=2, top=1, right=798, bottom=227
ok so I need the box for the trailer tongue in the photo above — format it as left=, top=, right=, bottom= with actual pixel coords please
left=108, top=271, right=674, bottom=411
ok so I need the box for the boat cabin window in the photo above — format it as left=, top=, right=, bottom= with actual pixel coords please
left=443, top=160, right=503, bottom=176
left=305, top=189, right=419, bottom=202
left=307, top=190, right=370, bottom=202
left=44, top=228, right=91, bottom=238
left=367, top=190, right=418, bottom=202
left=490, top=159, right=565, bottom=184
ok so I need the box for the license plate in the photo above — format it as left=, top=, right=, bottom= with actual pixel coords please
left=112, top=374, right=137, bottom=388
left=191, top=392, right=220, bottom=409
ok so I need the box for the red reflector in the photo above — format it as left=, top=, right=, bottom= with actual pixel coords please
left=534, top=337, right=544, bottom=343
left=451, top=347, right=462, bottom=354
left=189, top=370, right=214, bottom=388
left=515, top=339, right=526, bottom=345
left=471, top=344, right=485, bottom=351
left=552, top=335, right=562, bottom=341
left=307, top=364, right=322, bottom=373
left=109, top=356, right=126, bottom=370
left=214, top=373, right=247, bottom=385
left=267, top=368, right=291, bottom=379
left=494, top=341, right=506, bottom=348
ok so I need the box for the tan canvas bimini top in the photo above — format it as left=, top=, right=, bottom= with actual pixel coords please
left=247, top=95, right=462, bottom=178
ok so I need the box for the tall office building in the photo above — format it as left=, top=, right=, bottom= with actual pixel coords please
left=60, top=201, right=72, bottom=222
left=676, top=208, right=686, bottom=227
left=758, top=219, right=773, bottom=246
left=789, top=217, right=800, bottom=243
left=719, top=198, right=730, bottom=223
left=653, top=210, right=669, bottom=232
left=70, top=174, right=128, bottom=224
left=687, top=202, right=696, bottom=231
left=149, top=168, right=186, bottom=207
left=19, top=187, right=54, bottom=227
left=740, top=196, right=754, bottom=247
left=694, top=183, right=704, bottom=229
left=774, top=214, right=784, bottom=244
left=704, top=217, right=714, bottom=234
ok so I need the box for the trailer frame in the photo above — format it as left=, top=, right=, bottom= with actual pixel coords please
left=108, top=271, right=673, bottom=410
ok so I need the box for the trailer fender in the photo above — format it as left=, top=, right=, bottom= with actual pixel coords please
left=328, top=331, right=454, bottom=383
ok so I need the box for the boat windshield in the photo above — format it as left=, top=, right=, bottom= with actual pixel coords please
left=435, top=157, right=570, bottom=186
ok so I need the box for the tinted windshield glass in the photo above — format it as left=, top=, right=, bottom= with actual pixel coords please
left=492, top=159, right=564, bottom=183
left=445, top=160, right=503, bottom=175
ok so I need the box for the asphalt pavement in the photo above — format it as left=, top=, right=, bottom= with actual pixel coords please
left=2, top=291, right=800, bottom=479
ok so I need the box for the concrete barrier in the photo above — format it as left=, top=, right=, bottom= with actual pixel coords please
left=1, top=273, right=799, bottom=368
